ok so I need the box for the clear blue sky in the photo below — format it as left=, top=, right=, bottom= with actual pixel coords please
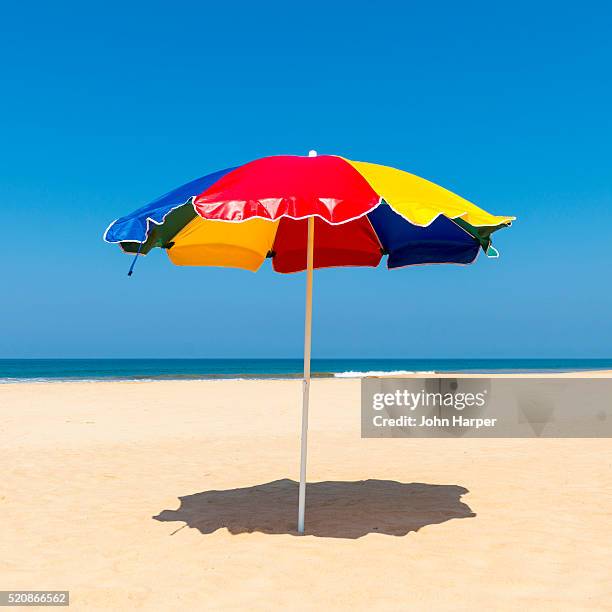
left=2, top=1, right=611, bottom=358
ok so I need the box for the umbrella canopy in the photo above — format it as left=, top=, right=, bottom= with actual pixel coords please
left=104, top=154, right=514, bottom=273
left=103, top=152, right=515, bottom=535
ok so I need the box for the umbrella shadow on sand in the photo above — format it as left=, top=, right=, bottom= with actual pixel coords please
left=154, top=478, right=476, bottom=539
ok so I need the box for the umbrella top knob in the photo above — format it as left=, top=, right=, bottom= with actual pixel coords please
left=308, top=150, right=317, bottom=157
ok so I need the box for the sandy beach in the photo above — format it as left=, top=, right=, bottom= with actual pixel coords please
left=2, top=377, right=611, bottom=610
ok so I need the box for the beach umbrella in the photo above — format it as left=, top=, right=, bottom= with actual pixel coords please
left=104, top=152, right=514, bottom=534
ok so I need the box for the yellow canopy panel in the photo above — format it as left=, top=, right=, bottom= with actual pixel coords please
left=168, top=217, right=279, bottom=272
left=345, top=159, right=515, bottom=227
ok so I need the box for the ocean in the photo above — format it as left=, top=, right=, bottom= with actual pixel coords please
left=1, top=358, right=611, bottom=382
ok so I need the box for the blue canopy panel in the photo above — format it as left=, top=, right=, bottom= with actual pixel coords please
left=103, top=167, right=236, bottom=244
left=367, top=203, right=480, bottom=268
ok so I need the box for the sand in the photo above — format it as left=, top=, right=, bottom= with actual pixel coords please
left=1, top=377, right=611, bottom=610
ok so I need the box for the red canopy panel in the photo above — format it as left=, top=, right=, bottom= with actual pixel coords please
left=272, top=216, right=383, bottom=273
left=193, top=155, right=381, bottom=224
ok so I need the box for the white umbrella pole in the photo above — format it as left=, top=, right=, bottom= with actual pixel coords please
left=298, top=214, right=315, bottom=534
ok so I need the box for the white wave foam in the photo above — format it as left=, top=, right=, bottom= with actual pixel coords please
left=0, top=376, right=298, bottom=384
left=333, top=370, right=435, bottom=378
